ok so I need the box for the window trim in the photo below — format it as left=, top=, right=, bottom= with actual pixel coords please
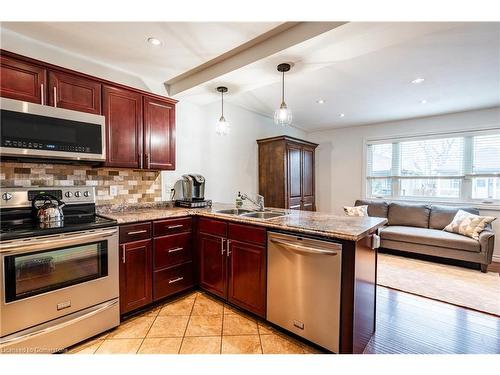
left=363, top=127, right=500, bottom=209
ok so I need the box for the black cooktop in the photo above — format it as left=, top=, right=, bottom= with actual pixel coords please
left=0, top=204, right=117, bottom=241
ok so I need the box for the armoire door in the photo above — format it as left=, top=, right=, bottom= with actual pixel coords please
left=301, top=147, right=315, bottom=211
left=287, top=144, right=303, bottom=209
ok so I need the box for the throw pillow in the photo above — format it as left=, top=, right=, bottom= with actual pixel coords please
left=443, top=209, right=496, bottom=240
left=344, top=205, right=368, bottom=217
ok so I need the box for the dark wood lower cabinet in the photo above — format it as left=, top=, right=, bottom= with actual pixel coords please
left=119, top=239, right=152, bottom=314
left=227, top=239, right=266, bottom=317
left=154, top=261, right=194, bottom=301
left=198, top=233, right=226, bottom=298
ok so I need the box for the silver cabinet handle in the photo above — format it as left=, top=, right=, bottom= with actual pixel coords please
left=168, top=247, right=183, bottom=253
left=127, top=229, right=147, bottom=235
left=227, top=239, right=232, bottom=256
left=371, top=234, right=380, bottom=250
left=169, top=277, right=184, bottom=284
left=167, top=224, right=183, bottom=229
left=122, top=245, right=126, bottom=263
left=270, top=238, right=339, bottom=256
left=40, top=83, right=45, bottom=105
left=221, top=238, right=225, bottom=255
left=53, top=86, right=57, bottom=107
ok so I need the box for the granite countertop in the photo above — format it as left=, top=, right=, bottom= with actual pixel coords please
left=98, top=202, right=387, bottom=241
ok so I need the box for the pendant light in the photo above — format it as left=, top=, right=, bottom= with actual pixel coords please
left=216, top=86, right=230, bottom=135
left=274, top=63, right=292, bottom=126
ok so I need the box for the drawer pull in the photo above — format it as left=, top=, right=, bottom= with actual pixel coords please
left=167, top=224, right=183, bottom=229
left=168, top=277, right=184, bottom=284
left=127, top=229, right=148, bottom=235
left=168, top=247, right=183, bottom=253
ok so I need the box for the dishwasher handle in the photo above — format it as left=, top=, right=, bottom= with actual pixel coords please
left=270, top=238, right=339, bottom=256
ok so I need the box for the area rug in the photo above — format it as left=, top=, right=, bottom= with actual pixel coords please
left=377, top=253, right=500, bottom=316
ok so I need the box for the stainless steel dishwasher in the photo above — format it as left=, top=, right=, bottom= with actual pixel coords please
left=267, top=232, right=342, bottom=353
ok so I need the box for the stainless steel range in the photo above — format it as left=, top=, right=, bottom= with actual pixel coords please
left=0, top=187, right=119, bottom=353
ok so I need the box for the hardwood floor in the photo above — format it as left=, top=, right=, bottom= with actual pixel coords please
left=488, top=261, right=500, bottom=274
left=365, top=286, right=500, bottom=354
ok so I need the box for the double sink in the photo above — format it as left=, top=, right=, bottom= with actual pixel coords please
left=215, top=208, right=287, bottom=220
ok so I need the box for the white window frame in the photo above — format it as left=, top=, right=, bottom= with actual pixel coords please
left=363, top=127, right=500, bottom=210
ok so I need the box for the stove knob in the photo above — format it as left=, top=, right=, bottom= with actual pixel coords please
left=83, top=191, right=90, bottom=197
left=2, top=192, right=13, bottom=201
left=65, top=191, right=73, bottom=198
left=74, top=191, right=81, bottom=198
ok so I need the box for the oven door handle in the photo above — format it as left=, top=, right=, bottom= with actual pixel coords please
left=0, top=299, right=118, bottom=347
left=0, top=228, right=118, bottom=254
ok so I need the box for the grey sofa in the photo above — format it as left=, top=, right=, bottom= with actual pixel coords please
left=355, top=200, right=496, bottom=272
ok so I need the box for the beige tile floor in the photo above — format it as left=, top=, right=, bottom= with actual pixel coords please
left=67, top=291, right=323, bottom=354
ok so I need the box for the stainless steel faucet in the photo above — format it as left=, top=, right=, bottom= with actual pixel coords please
left=240, top=193, right=265, bottom=211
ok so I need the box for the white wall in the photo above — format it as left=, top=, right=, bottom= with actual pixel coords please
left=307, top=107, right=500, bottom=260
left=161, top=101, right=306, bottom=203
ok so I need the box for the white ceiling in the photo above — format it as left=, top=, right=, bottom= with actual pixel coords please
left=174, top=22, right=500, bottom=131
left=2, top=22, right=499, bottom=132
left=0, top=22, right=282, bottom=83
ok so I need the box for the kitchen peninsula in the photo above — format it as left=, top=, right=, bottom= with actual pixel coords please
left=100, top=203, right=387, bottom=354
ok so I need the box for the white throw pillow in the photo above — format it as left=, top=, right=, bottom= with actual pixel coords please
left=443, top=209, right=496, bottom=240
left=344, top=205, right=368, bottom=217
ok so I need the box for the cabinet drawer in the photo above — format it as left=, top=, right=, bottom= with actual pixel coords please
left=228, top=223, right=267, bottom=245
left=119, top=222, right=152, bottom=244
left=153, top=217, right=191, bottom=237
left=154, top=232, right=192, bottom=269
left=198, top=217, right=227, bottom=237
left=154, top=262, right=194, bottom=301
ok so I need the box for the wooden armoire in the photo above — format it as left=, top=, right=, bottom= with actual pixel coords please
left=257, top=136, right=318, bottom=211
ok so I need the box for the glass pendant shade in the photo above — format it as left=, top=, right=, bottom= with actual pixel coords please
left=274, top=101, right=292, bottom=126
left=216, top=115, right=230, bottom=136
left=216, top=86, right=230, bottom=135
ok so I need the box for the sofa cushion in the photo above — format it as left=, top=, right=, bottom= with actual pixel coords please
left=387, top=202, right=431, bottom=228
left=355, top=199, right=388, bottom=218
left=344, top=205, right=368, bottom=216
left=429, top=205, right=479, bottom=230
left=444, top=209, right=496, bottom=240
left=380, top=226, right=480, bottom=252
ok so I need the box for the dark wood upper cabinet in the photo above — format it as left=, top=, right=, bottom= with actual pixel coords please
left=227, top=239, right=267, bottom=317
left=0, top=55, right=46, bottom=104
left=119, top=239, right=153, bottom=314
left=143, top=96, right=176, bottom=170
left=198, top=233, right=227, bottom=298
left=258, top=136, right=318, bottom=211
left=103, top=85, right=143, bottom=168
left=48, top=71, right=101, bottom=114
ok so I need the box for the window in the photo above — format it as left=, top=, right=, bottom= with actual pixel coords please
left=366, top=130, right=500, bottom=203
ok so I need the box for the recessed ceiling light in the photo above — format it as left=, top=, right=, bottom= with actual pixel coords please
left=411, top=78, right=425, bottom=84
left=420, top=99, right=427, bottom=104
left=316, top=99, right=325, bottom=104
left=339, top=113, right=345, bottom=118
left=147, top=37, right=162, bottom=46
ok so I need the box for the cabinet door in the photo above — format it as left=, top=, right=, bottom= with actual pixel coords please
left=227, top=239, right=267, bottom=318
left=0, top=55, right=46, bottom=104
left=103, top=85, right=143, bottom=168
left=48, top=71, right=101, bottom=114
left=287, top=144, right=302, bottom=209
left=301, top=147, right=315, bottom=211
left=119, top=239, right=152, bottom=314
left=143, top=96, right=176, bottom=170
left=198, top=233, right=226, bottom=298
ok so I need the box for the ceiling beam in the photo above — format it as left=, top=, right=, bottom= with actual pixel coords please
left=165, top=21, right=346, bottom=96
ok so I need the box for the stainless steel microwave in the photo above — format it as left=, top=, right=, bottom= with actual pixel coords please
left=0, top=97, right=106, bottom=162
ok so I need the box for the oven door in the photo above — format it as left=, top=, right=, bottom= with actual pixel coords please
left=0, top=228, right=118, bottom=337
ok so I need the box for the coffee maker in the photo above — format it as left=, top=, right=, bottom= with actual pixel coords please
left=174, top=174, right=212, bottom=208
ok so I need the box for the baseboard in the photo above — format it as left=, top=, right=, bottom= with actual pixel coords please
left=492, top=255, right=500, bottom=263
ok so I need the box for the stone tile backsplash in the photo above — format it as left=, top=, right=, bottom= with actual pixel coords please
left=0, top=161, right=163, bottom=206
